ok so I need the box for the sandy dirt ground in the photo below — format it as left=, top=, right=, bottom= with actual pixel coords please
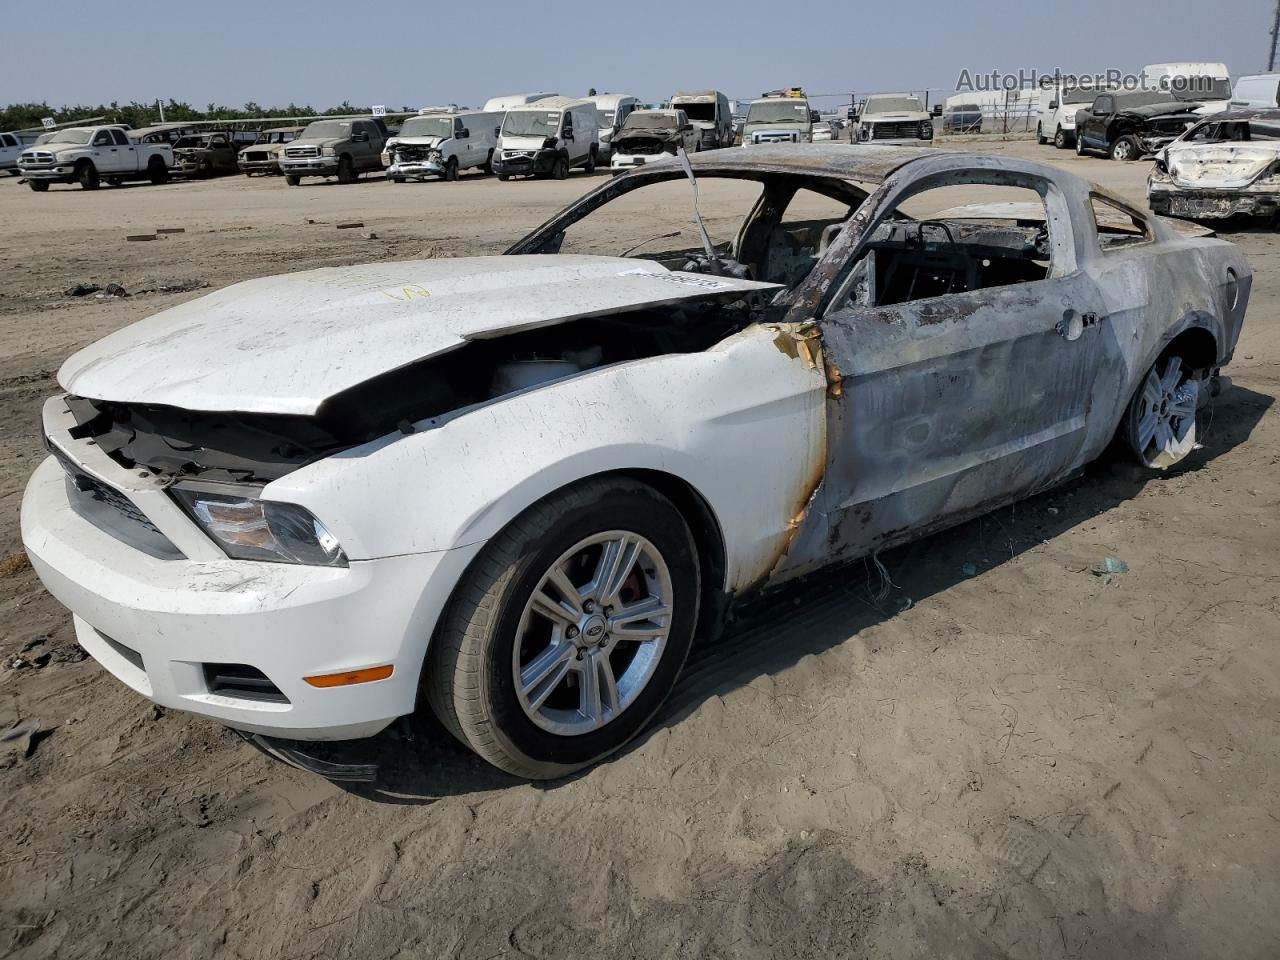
left=1, top=141, right=1278, bottom=959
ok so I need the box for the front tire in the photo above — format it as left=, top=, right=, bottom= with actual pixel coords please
left=552, top=155, right=569, bottom=180
left=336, top=155, right=354, bottom=184
left=443, top=156, right=458, bottom=181
left=425, top=478, right=700, bottom=779
left=1054, top=126, right=1070, bottom=149
left=1111, top=136, right=1140, bottom=162
left=28, top=180, right=49, bottom=192
left=1075, top=134, right=1087, bottom=156
left=1124, top=354, right=1200, bottom=469
left=584, top=147, right=596, bottom=173
left=76, top=161, right=99, bottom=190
left=285, top=174, right=301, bottom=186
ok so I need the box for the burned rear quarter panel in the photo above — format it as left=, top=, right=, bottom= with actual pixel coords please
left=261, top=323, right=827, bottom=593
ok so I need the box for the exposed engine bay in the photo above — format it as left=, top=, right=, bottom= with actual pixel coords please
left=62, top=299, right=771, bottom=485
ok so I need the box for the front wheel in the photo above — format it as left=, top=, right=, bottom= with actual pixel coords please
left=584, top=148, right=596, bottom=173
left=1036, top=123, right=1047, bottom=145
left=497, top=173, right=509, bottom=181
left=1075, top=134, right=1087, bottom=156
left=1111, top=136, right=1140, bottom=162
left=76, top=161, right=99, bottom=190
left=425, top=478, right=700, bottom=779
left=336, top=155, right=354, bottom=184
left=552, top=155, right=569, bottom=180
left=28, top=180, right=49, bottom=192
left=443, top=156, right=458, bottom=181
left=1124, top=354, right=1200, bottom=469
left=1054, top=126, right=1070, bottom=149
left=285, top=174, right=301, bottom=186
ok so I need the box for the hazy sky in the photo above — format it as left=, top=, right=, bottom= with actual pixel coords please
left=3, top=0, right=1269, bottom=111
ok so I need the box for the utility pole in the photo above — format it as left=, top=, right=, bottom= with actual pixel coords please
left=1270, top=0, right=1280, bottom=71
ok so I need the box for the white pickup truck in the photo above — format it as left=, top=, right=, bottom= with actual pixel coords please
left=18, top=126, right=173, bottom=192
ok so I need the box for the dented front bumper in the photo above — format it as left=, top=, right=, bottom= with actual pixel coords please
left=1149, top=179, right=1280, bottom=219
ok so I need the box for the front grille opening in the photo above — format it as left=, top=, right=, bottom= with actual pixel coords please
left=203, top=663, right=290, bottom=704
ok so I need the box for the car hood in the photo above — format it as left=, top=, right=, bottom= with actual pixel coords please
left=501, top=134, right=554, bottom=150
left=58, top=256, right=780, bottom=416
left=388, top=136, right=447, bottom=149
left=1119, top=101, right=1201, bottom=119
left=864, top=111, right=930, bottom=122
left=289, top=137, right=347, bottom=149
left=1166, top=143, right=1280, bottom=188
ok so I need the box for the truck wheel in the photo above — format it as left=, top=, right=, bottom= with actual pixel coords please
left=425, top=477, right=699, bottom=779
left=76, top=161, right=99, bottom=190
left=28, top=180, right=49, bottom=192
left=1036, top=123, right=1047, bottom=145
left=1075, top=134, right=1087, bottom=156
left=553, top=155, right=569, bottom=180
left=336, top=155, right=354, bottom=184
left=147, top=157, right=169, bottom=185
left=483, top=150, right=494, bottom=175
left=444, top=157, right=458, bottom=181
left=1111, top=136, right=1140, bottom=162
left=584, top=148, right=596, bottom=174
left=285, top=174, right=301, bottom=186
left=497, top=173, right=509, bottom=181
left=1054, top=126, right=1070, bottom=149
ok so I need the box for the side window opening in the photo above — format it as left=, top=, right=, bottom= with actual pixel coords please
left=841, top=184, right=1054, bottom=309
left=93, top=130, right=113, bottom=146
left=1091, top=195, right=1152, bottom=251
left=757, top=188, right=856, bottom=288
left=111, top=129, right=130, bottom=146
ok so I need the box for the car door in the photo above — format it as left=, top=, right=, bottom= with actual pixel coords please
left=1081, top=96, right=1111, bottom=149
left=90, top=129, right=124, bottom=173
left=812, top=168, right=1116, bottom=562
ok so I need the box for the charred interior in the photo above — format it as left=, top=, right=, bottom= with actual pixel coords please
left=63, top=298, right=768, bottom=485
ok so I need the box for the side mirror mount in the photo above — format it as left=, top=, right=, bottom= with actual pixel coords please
left=562, top=129, right=574, bottom=141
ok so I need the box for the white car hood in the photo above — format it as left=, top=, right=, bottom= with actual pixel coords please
left=501, top=134, right=554, bottom=150
left=388, top=136, right=446, bottom=149
left=1166, top=143, right=1280, bottom=188
left=58, top=256, right=780, bottom=416
left=864, top=112, right=929, bottom=123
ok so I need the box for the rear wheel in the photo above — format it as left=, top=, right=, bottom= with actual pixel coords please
left=28, top=180, right=48, bottom=192
left=1036, top=123, right=1047, bottom=145
left=336, top=155, right=354, bottom=184
left=1111, top=136, right=1140, bottom=162
left=584, top=147, right=596, bottom=173
left=76, top=161, right=99, bottom=190
left=1124, top=354, right=1200, bottom=469
left=483, top=149, right=494, bottom=175
left=497, top=173, right=510, bottom=181
left=425, top=478, right=700, bottom=779
left=1075, top=134, right=1087, bottom=156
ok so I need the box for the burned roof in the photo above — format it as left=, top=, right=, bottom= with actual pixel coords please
left=678, top=143, right=936, bottom=183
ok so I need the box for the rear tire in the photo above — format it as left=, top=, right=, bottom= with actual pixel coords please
left=1036, top=123, right=1047, bottom=145
left=584, top=148, right=596, bottom=174
left=497, top=173, right=509, bottom=181
left=483, top=149, right=494, bottom=175
left=28, top=180, right=49, bottom=192
left=1124, top=354, right=1200, bottom=469
left=1075, top=134, right=1087, bottom=156
left=76, top=161, right=99, bottom=190
left=425, top=478, right=700, bottom=779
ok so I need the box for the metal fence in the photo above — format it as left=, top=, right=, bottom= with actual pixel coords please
left=935, top=101, right=1039, bottom=138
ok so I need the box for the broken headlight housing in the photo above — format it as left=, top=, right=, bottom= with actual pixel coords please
left=171, top=487, right=347, bottom=566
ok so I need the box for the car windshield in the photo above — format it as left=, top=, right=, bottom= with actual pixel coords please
left=1168, top=77, right=1232, bottom=101
left=949, top=104, right=980, bottom=113
left=595, top=109, right=615, bottom=127
left=300, top=120, right=352, bottom=139
left=174, top=136, right=210, bottom=148
left=622, top=113, right=681, bottom=131
left=674, top=102, right=716, bottom=122
left=400, top=117, right=456, bottom=139
left=47, top=128, right=93, bottom=145
left=746, top=101, right=810, bottom=124
left=502, top=110, right=560, bottom=137
left=1061, top=87, right=1097, bottom=104
left=865, top=97, right=924, bottom=114
left=1185, top=118, right=1280, bottom=142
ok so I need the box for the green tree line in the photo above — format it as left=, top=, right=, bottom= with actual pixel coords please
left=1, top=100, right=420, bottom=132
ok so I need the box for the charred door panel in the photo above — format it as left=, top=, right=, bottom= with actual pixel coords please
left=817, top=273, right=1109, bottom=561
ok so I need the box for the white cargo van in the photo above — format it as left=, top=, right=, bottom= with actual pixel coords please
left=670, top=90, right=735, bottom=149
left=483, top=93, right=557, bottom=112
left=583, top=93, right=640, bottom=160
left=383, top=109, right=502, bottom=182
left=1142, top=62, right=1232, bottom=114
left=1036, top=79, right=1104, bottom=148
left=492, top=97, right=600, bottom=180
left=1231, top=74, right=1280, bottom=109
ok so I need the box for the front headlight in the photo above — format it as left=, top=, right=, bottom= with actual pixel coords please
left=56, top=151, right=80, bottom=161
left=321, top=145, right=337, bottom=156
left=172, top=487, right=347, bottom=566
left=428, top=148, right=443, bottom=161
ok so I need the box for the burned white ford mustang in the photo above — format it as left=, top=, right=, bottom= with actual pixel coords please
left=23, top=145, right=1250, bottom=779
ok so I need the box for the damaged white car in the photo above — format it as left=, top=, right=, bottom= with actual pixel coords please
left=23, top=145, right=1250, bottom=780
left=1149, top=109, right=1280, bottom=221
